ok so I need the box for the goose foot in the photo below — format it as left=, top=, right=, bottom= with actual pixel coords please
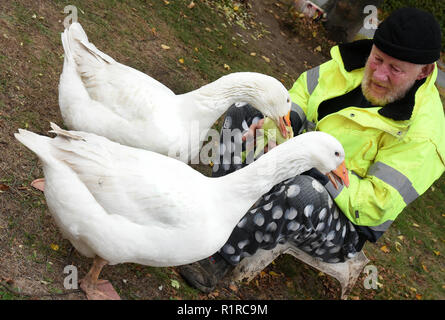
left=31, top=178, right=45, bottom=192
left=80, top=256, right=121, bottom=300
left=80, top=279, right=121, bottom=300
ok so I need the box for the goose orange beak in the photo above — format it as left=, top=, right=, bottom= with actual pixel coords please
left=327, top=161, right=349, bottom=189
left=278, top=116, right=290, bottom=138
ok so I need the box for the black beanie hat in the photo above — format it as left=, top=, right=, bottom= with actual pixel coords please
left=373, top=7, right=442, bottom=64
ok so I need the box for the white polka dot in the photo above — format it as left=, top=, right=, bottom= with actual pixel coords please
left=328, top=197, right=333, bottom=209
left=255, top=231, right=264, bottom=243
left=315, top=222, right=325, bottom=232
left=272, top=206, right=283, bottom=219
left=223, top=244, right=235, bottom=255
left=233, top=155, right=242, bottom=164
left=241, top=252, right=252, bottom=258
left=249, top=208, right=257, bottom=214
left=285, top=207, right=298, bottom=220
left=262, top=202, right=273, bottom=211
left=302, top=246, right=312, bottom=252
left=273, top=185, right=286, bottom=195
left=329, top=246, right=341, bottom=254
left=287, top=221, right=299, bottom=231
left=342, top=225, right=346, bottom=238
left=230, top=255, right=240, bottom=263
left=326, top=231, right=335, bottom=241
left=328, top=258, right=340, bottom=263
left=263, top=234, right=273, bottom=243
left=304, top=205, right=314, bottom=218
left=318, top=208, right=327, bottom=221
left=315, top=248, right=326, bottom=255
left=253, top=213, right=265, bottom=226
left=312, top=179, right=325, bottom=193
left=212, top=163, right=219, bottom=172
left=264, top=194, right=272, bottom=201
left=252, top=116, right=261, bottom=125
left=336, top=221, right=341, bottom=231
left=327, top=214, right=333, bottom=227
left=333, top=208, right=339, bottom=219
left=266, top=222, right=277, bottom=232
left=237, top=217, right=248, bottom=228
left=286, top=184, right=301, bottom=198
left=238, top=239, right=250, bottom=249
left=242, top=120, right=249, bottom=131
left=223, top=163, right=230, bottom=171
left=347, top=252, right=357, bottom=259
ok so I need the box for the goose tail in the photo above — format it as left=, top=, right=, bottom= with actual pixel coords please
left=15, top=128, right=53, bottom=165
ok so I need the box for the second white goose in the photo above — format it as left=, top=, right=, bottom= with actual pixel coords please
left=15, top=123, right=348, bottom=300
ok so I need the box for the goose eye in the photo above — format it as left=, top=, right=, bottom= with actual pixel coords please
left=335, top=152, right=340, bottom=157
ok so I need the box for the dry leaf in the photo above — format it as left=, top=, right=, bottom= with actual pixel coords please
left=205, top=27, right=212, bottom=32
left=229, top=283, right=238, bottom=292
left=433, top=250, right=440, bottom=256
left=380, top=245, right=390, bottom=253
left=250, top=52, right=256, bottom=56
left=224, top=64, right=231, bottom=70
left=233, top=5, right=239, bottom=11
left=395, top=241, right=402, bottom=252
left=163, top=0, right=169, bottom=4
left=0, top=184, right=9, bottom=191
left=178, top=58, right=184, bottom=64
left=50, top=243, right=59, bottom=251
left=269, top=271, right=280, bottom=277
left=315, top=46, right=322, bottom=52
left=187, top=1, right=195, bottom=9
left=412, top=223, right=420, bottom=228
left=161, top=44, right=170, bottom=50
left=422, top=264, right=429, bottom=272
left=261, top=55, right=270, bottom=63
left=415, top=294, right=422, bottom=300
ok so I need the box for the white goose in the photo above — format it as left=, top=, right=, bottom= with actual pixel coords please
left=15, top=123, right=349, bottom=300
left=59, top=22, right=292, bottom=162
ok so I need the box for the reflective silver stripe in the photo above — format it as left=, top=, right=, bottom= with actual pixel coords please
left=291, top=102, right=306, bottom=124
left=369, top=220, right=393, bottom=232
left=368, top=161, right=419, bottom=205
left=325, top=180, right=344, bottom=199
left=306, top=66, right=320, bottom=95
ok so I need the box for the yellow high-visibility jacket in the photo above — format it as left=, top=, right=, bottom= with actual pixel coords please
left=288, top=40, right=445, bottom=233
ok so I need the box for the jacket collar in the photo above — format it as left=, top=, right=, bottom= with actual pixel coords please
left=337, top=39, right=425, bottom=121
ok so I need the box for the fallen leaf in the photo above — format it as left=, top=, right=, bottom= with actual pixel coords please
left=250, top=52, right=256, bottom=56
left=205, top=27, right=212, bottom=32
left=314, top=46, right=322, bottom=52
left=380, top=245, right=390, bottom=253
left=187, top=1, right=195, bottom=9
left=171, top=279, right=180, bottom=289
left=412, top=223, right=420, bottom=228
left=422, top=264, right=429, bottom=273
left=261, top=55, right=270, bottom=63
left=395, top=241, right=402, bottom=252
left=0, top=184, right=9, bottom=191
left=50, top=243, right=59, bottom=251
left=223, top=63, right=231, bottom=70
left=433, top=250, right=440, bottom=256
left=178, top=58, right=184, bottom=64
left=163, top=0, right=169, bottom=4
left=161, top=44, right=170, bottom=50
left=269, top=271, right=280, bottom=277
left=229, top=283, right=238, bottom=292
left=416, top=294, right=422, bottom=300
left=397, top=235, right=405, bottom=241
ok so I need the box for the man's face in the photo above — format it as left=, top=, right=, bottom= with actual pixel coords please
left=361, top=45, right=427, bottom=106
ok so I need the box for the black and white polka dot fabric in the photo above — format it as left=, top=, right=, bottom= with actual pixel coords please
left=214, top=105, right=360, bottom=265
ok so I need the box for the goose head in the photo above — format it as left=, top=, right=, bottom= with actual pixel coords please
left=234, top=73, right=292, bottom=138
left=288, top=131, right=349, bottom=188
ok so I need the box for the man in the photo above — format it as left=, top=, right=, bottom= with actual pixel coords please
left=179, top=7, right=445, bottom=293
